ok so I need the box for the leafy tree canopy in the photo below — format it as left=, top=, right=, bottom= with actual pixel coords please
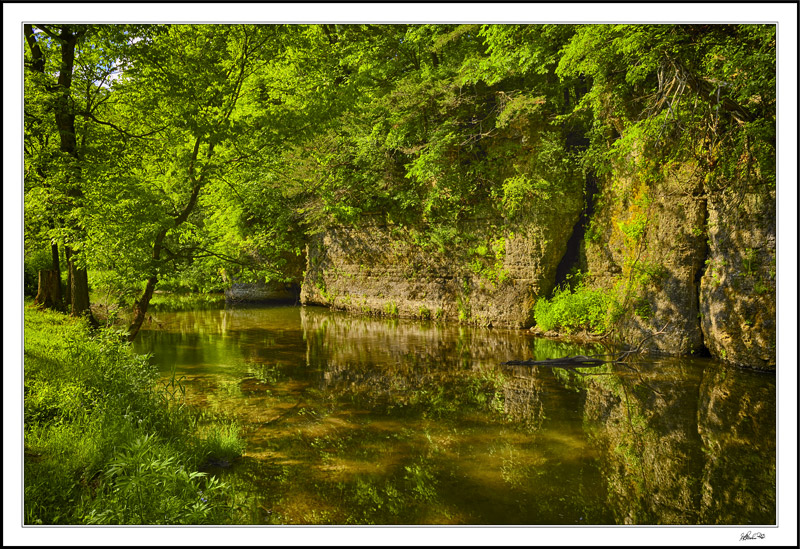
left=24, top=23, right=776, bottom=338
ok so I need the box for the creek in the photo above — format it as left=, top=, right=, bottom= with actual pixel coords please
left=133, top=303, right=776, bottom=525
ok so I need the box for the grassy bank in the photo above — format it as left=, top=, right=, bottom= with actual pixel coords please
left=23, top=303, right=245, bottom=524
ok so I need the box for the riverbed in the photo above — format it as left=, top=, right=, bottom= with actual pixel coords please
left=133, top=304, right=776, bottom=525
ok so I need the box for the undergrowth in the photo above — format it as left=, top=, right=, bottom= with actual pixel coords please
left=23, top=303, right=245, bottom=524
left=533, top=276, right=612, bottom=334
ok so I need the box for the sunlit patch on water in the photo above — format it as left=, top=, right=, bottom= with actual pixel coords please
left=135, top=304, right=776, bottom=525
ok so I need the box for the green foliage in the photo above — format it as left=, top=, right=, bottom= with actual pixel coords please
left=23, top=23, right=775, bottom=338
left=260, top=23, right=587, bottom=251
left=534, top=281, right=612, bottom=334
left=384, top=300, right=399, bottom=318
left=618, top=212, right=648, bottom=244
left=467, top=235, right=509, bottom=285
left=86, top=435, right=229, bottom=525
left=24, top=305, right=243, bottom=524
left=557, top=24, right=775, bottom=196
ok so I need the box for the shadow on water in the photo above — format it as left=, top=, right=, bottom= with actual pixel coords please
left=134, top=304, right=776, bottom=525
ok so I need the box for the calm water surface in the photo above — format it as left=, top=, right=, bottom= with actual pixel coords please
left=134, top=304, right=776, bottom=525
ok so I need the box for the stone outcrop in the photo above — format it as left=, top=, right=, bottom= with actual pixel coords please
left=297, top=159, right=775, bottom=370
left=301, top=189, right=583, bottom=328
left=581, top=157, right=776, bottom=370
left=699, top=188, right=777, bottom=370
left=582, top=161, right=709, bottom=355
left=224, top=281, right=299, bottom=304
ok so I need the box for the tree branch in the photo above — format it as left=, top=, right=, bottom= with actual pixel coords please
left=24, top=25, right=47, bottom=73
left=668, top=58, right=755, bottom=124
left=76, top=110, right=167, bottom=139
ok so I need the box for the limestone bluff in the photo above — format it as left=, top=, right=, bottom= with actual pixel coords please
left=297, top=158, right=776, bottom=371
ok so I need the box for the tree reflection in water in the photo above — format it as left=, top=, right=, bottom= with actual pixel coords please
left=135, top=304, right=775, bottom=525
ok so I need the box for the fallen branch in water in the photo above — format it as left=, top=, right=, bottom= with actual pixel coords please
left=503, top=355, right=608, bottom=367
left=503, top=322, right=671, bottom=368
left=615, top=321, right=671, bottom=362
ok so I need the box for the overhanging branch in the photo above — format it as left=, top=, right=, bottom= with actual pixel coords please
left=76, top=110, right=168, bottom=139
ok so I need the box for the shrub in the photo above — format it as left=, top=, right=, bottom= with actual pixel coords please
left=534, top=283, right=611, bottom=334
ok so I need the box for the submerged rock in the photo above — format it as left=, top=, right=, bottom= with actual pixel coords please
left=225, top=281, right=299, bottom=304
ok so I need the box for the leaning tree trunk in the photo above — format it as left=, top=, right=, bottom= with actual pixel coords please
left=127, top=275, right=158, bottom=342
left=33, top=270, right=63, bottom=311
left=126, top=142, right=206, bottom=342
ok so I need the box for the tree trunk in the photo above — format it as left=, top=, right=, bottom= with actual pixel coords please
left=69, top=260, right=98, bottom=327
left=127, top=276, right=158, bottom=342
left=33, top=270, right=62, bottom=310
left=52, top=26, right=96, bottom=326
left=64, top=246, right=73, bottom=310
left=55, top=26, right=79, bottom=154
left=126, top=148, right=205, bottom=342
left=50, top=222, right=62, bottom=300
left=62, top=245, right=96, bottom=326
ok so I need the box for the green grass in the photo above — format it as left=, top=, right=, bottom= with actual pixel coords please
left=23, top=303, right=245, bottom=524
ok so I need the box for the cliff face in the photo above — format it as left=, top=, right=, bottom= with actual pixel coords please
left=580, top=155, right=776, bottom=369
left=699, top=188, right=777, bottom=370
left=582, top=161, right=709, bottom=355
left=301, top=188, right=583, bottom=328
left=297, top=164, right=775, bottom=370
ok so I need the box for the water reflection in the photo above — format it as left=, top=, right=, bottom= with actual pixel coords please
left=697, top=363, right=776, bottom=524
left=135, top=304, right=776, bottom=525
